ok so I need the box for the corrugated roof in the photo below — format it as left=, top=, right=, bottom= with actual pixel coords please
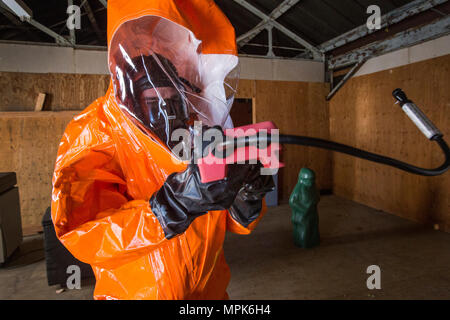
left=215, top=0, right=416, bottom=57
left=0, top=0, right=436, bottom=58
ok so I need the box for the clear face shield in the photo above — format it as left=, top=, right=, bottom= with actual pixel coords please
left=109, top=16, right=239, bottom=151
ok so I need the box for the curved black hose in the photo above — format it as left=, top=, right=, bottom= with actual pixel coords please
left=218, top=135, right=450, bottom=177
left=218, top=89, right=450, bottom=177
left=278, top=135, right=450, bottom=177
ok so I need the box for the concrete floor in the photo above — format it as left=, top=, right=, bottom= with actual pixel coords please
left=1, top=195, right=449, bottom=300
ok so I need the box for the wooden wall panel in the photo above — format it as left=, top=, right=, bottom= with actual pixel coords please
left=0, top=112, right=78, bottom=232
left=252, top=80, right=331, bottom=201
left=236, top=79, right=255, bottom=99
left=330, top=54, right=450, bottom=232
left=0, top=72, right=109, bottom=111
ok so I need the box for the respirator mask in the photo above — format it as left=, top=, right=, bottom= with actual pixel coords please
left=109, top=15, right=240, bottom=153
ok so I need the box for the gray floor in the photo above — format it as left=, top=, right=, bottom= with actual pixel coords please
left=1, top=195, right=449, bottom=300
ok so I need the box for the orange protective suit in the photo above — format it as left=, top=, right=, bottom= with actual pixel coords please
left=51, top=0, right=266, bottom=300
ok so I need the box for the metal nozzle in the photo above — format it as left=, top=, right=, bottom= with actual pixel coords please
left=393, top=88, right=410, bottom=106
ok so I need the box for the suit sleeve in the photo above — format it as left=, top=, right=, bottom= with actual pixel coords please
left=226, top=165, right=275, bottom=235
left=226, top=200, right=268, bottom=235
left=51, top=105, right=167, bottom=270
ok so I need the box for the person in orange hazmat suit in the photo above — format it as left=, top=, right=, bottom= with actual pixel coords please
left=51, top=0, right=274, bottom=300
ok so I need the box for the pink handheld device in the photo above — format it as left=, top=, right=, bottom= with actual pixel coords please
left=197, top=121, right=284, bottom=184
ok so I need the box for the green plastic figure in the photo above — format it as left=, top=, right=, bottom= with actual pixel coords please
left=289, top=168, right=320, bottom=249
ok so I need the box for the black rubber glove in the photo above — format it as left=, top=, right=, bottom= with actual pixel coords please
left=150, top=162, right=257, bottom=239
left=228, top=164, right=275, bottom=228
left=150, top=124, right=276, bottom=239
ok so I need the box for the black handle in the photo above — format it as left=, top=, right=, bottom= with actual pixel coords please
left=392, top=88, right=411, bottom=106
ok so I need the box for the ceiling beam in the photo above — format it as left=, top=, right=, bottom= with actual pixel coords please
left=49, top=6, right=105, bottom=29
left=83, top=0, right=103, bottom=43
left=98, top=0, right=107, bottom=8
left=27, top=18, right=73, bottom=46
left=68, top=0, right=76, bottom=45
left=1, top=0, right=31, bottom=21
left=0, top=3, right=41, bottom=41
left=0, top=1, right=72, bottom=46
left=320, top=0, right=448, bottom=53
left=329, top=15, right=450, bottom=69
left=237, top=0, right=301, bottom=48
left=327, top=59, right=366, bottom=101
left=232, top=0, right=323, bottom=60
left=0, top=39, right=107, bottom=50
left=244, top=42, right=307, bottom=52
left=0, top=1, right=22, bottom=26
left=266, top=24, right=275, bottom=57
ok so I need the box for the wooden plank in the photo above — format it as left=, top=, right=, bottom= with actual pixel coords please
left=0, top=72, right=110, bottom=111
left=330, top=54, right=450, bottom=232
left=236, top=79, right=256, bottom=99
left=0, top=112, right=78, bottom=232
left=34, top=93, right=47, bottom=111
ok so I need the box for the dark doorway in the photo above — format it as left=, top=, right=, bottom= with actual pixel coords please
left=230, top=98, right=253, bottom=127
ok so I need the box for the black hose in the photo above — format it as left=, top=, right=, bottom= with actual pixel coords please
left=217, top=133, right=450, bottom=177
left=277, top=135, right=450, bottom=177
left=215, top=89, right=449, bottom=177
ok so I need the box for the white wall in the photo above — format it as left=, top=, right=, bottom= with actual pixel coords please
left=355, top=34, right=450, bottom=77
left=0, top=43, right=109, bottom=74
left=0, top=43, right=325, bottom=82
left=239, top=56, right=324, bottom=82
left=3, top=34, right=446, bottom=82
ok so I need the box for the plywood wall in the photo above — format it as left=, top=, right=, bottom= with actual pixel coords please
left=237, top=79, right=331, bottom=201
left=0, top=112, right=78, bottom=233
left=0, top=72, right=109, bottom=111
left=330, top=54, right=450, bottom=232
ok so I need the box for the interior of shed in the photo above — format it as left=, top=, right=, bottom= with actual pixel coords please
left=0, top=0, right=449, bottom=300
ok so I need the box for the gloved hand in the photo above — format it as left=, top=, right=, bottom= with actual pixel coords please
left=150, top=162, right=259, bottom=239
left=150, top=124, right=276, bottom=239
left=229, top=163, right=275, bottom=228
